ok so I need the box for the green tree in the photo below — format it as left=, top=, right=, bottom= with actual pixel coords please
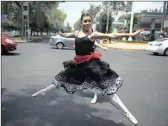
left=1, top=1, right=65, bottom=35
left=1, top=1, right=22, bottom=30
left=73, top=19, right=80, bottom=31
left=126, top=14, right=139, bottom=29
left=45, top=7, right=67, bottom=32
left=96, top=1, right=126, bottom=33
left=29, top=1, right=61, bottom=35
left=96, top=11, right=114, bottom=33
left=63, top=22, right=72, bottom=32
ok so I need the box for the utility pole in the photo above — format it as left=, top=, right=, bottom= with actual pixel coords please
left=106, top=1, right=110, bottom=33
left=21, top=2, right=29, bottom=39
left=128, top=1, right=134, bottom=41
left=161, top=1, right=166, bottom=28
left=124, top=1, right=128, bottom=27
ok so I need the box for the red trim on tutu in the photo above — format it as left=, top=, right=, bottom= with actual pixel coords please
left=72, top=52, right=102, bottom=64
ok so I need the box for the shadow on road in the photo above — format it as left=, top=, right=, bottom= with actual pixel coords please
left=2, top=88, right=130, bottom=126
left=78, top=91, right=120, bottom=109
left=148, top=53, right=167, bottom=57
left=50, top=47, right=74, bottom=50
left=1, top=52, right=21, bottom=56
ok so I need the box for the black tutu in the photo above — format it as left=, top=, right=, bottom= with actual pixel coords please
left=52, top=58, right=123, bottom=95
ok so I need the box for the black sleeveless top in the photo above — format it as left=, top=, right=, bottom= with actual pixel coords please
left=75, top=34, right=94, bottom=55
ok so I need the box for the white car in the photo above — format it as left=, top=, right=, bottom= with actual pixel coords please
left=145, top=38, right=168, bottom=56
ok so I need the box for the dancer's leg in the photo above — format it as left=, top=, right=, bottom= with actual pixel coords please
left=110, top=94, right=138, bottom=125
left=32, top=84, right=56, bottom=97
left=91, top=88, right=98, bottom=104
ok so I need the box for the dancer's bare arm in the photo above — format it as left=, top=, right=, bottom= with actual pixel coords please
left=57, top=31, right=79, bottom=38
left=95, top=41, right=108, bottom=51
left=90, top=29, right=144, bottom=40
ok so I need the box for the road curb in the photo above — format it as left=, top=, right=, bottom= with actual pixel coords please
left=112, top=42, right=148, bottom=45
left=16, top=41, right=27, bottom=43
left=107, top=46, right=145, bottom=50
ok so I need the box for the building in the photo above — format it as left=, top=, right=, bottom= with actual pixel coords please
left=135, top=12, right=162, bottom=31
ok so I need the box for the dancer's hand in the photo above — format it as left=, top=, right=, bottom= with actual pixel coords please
left=131, top=29, right=144, bottom=36
left=103, top=46, right=108, bottom=51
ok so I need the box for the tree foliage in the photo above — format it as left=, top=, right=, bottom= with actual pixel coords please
left=1, top=1, right=67, bottom=35
left=73, top=19, right=81, bottom=31
left=95, top=1, right=127, bottom=33
left=96, top=12, right=114, bottom=33
left=63, top=22, right=72, bottom=32
left=126, top=14, right=139, bottom=29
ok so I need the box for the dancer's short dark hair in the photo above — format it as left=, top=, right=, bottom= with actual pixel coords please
left=80, top=12, right=92, bottom=21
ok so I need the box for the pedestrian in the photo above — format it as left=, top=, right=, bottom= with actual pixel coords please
left=27, top=27, right=31, bottom=42
left=119, top=28, right=124, bottom=40
left=32, top=12, right=143, bottom=125
left=160, top=28, right=165, bottom=39
left=119, top=28, right=124, bottom=33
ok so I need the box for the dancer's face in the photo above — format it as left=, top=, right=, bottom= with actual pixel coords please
left=80, top=16, right=92, bottom=32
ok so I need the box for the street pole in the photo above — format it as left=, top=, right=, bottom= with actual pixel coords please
left=128, top=1, right=134, bottom=41
left=106, top=1, right=110, bottom=33
left=21, top=2, right=29, bottom=39
left=124, top=1, right=128, bottom=27
left=161, top=1, right=166, bottom=28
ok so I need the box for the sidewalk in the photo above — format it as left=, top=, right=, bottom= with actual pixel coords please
left=15, top=35, right=49, bottom=43
left=102, top=42, right=148, bottom=50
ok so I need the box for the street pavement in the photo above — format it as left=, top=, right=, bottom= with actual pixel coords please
left=1, top=41, right=168, bottom=126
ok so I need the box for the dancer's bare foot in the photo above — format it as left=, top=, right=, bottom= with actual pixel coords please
left=91, top=94, right=98, bottom=104
left=124, top=111, right=138, bottom=125
left=32, top=89, right=46, bottom=97
left=32, top=84, right=56, bottom=97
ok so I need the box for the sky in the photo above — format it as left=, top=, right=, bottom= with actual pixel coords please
left=59, top=2, right=164, bottom=28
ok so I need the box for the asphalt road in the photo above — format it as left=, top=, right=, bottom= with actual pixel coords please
left=1, top=42, right=168, bottom=126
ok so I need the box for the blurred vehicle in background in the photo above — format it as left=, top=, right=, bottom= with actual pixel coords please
left=49, top=35, right=75, bottom=49
left=1, top=35, right=17, bottom=54
left=145, top=38, right=168, bottom=56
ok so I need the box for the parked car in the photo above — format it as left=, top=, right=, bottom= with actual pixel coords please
left=10, top=30, right=20, bottom=37
left=145, top=38, right=168, bottom=56
left=49, top=35, right=75, bottom=49
left=1, top=35, right=17, bottom=54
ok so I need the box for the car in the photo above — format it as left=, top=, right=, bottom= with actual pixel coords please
left=49, top=35, right=75, bottom=49
left=1, top=35, right=17, bottom=54
left=10, top=30, right=20, bottom=37
left=145, top=38, right=168, bottom=56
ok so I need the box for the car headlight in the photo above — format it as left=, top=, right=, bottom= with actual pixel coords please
left=5, top=39, right=14, bottom=43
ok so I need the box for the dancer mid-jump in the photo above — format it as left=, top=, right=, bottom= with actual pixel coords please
left=32, top=13, right=143, bottom=125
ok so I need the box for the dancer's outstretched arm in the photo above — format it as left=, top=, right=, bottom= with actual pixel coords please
left=90, top=29, right=144, bottom=40
left=56, top=31, right=79, bottom=38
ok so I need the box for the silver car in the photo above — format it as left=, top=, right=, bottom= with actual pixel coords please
left=49, top=35, right=75, bottom=49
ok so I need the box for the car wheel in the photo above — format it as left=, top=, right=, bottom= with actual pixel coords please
left=56, top=42, right=64, bottom=49
left=1, top=45, right=7, bottom=54
left=163, top=48, right=168, bottom=56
